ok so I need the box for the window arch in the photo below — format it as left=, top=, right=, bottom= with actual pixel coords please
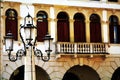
left=57, top=12, right=70, bottom=42
left=109, top=15, right=120, bottom=43
left=90, top=14, right=102, bottom=42
left=73, top=13, right=86, bottom=42
left=5, top=8, right=18, bottom=40
left=36, top=11, right=48, bottom=42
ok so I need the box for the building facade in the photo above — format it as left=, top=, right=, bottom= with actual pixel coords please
left=1, top=0, right=120, bottom=80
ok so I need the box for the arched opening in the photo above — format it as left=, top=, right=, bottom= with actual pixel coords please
left=63, top=72, right=79, bottom=80
left=9, top=65, right=24, bottom=80
left=36, top=65, right=50, bottom=80
left=90, top=14, right=102, bottom=42
left=73, top=13, right=86, bottom=42
left=57, top=11, right=70, bottom=42
left=9, top=65, right=50, bottom=80
left=62, top=65, right=100, bottom=80
left=111, top=67, right=120, bottom=80
left=36, top=11, right=48, bottom=42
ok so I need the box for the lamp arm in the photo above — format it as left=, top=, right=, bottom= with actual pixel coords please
left=34, top=48, right=43, bottom=57
left=7, top=49, right=25, bottom=62
left=20, top=25, right=27, bottom=55
left=16, top=49, right=26, bottom=59
left=34, top=48, right=50, bottom=62
left=8, top=51, right=18, bottom=62
left=41, top=52, right=50, bottom=62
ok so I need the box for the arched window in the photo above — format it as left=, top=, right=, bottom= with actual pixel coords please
left=57, top=12, right=70, bottom=42
left=90, top=14, right=102, bottom=42
left=74, top=13, right=86, bottom=42
left=109, top=15, right=120, bottom=43
left=36, top=11, right=48, bottom=42
left=5, top=9, right=18, bottom=40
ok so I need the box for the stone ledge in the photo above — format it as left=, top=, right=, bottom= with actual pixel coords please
left=55, top=53, right=109, bottom=59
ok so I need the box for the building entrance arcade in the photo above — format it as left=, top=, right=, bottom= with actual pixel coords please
left=9, top=65, right=50, bottom=80
left=62, top=65, right=100, bottom=80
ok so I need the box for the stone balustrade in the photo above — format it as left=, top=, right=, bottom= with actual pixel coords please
left=56, top=42, right=108, bottom=54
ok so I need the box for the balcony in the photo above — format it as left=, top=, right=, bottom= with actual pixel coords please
left=56, top=42, right=109, bottom=58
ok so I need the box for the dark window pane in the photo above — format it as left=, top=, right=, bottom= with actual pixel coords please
left=109, top=15, right=119, bottom=43
left=36, top=11, right=48, bottom=42
left=90, top=14, right=102, bottom=42
left=5, top=9, right=18, bottom=40
left=74, top=13, right=86, bottom=42
left=57, top=12, right=70, bottom=42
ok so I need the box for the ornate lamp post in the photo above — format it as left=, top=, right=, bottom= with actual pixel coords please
left=4, top=13, right=53, bottom=80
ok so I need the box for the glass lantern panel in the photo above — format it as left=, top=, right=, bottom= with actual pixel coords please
left=27, top=17, right=32, bottom=24
left=5, top=38, right=13, bottom=51
left=49, top=39, right=53, bottom=50
left=24, top=27, right=31, bottom=40
left=44, top=40, right=49, bottom=50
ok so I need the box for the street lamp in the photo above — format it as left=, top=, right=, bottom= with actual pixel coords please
left=4, top=13, right=53, bottom=62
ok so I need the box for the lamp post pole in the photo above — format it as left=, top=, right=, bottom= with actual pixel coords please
left=25, top=46, right=36, bottom=80
left=4, top=13, right=53, bottom=80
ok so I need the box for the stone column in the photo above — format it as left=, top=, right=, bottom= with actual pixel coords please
left=70, top=19, right=74, bottom=42
left=50, top=7, right=56, bottom=42
left=24, top=46, right=36, bottom=80
left=102, top=10, right=109, bottom=43
left=86, top=20, right=90, bottom=42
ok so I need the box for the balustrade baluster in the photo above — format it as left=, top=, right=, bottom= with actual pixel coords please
left=71, top=44, right=74, bottom=53
left=88, top=44, right=90, bottom=53
left=57, top=43, right=60, bottom=53
left=94, top=45, right=95, bottom=53
left=78, top=44, right=79, bottom=53
left=61, top=44, right=64, bottom=53
left=81, top=44, right=83, bottom=53
left=68, top=44, right=70, bottom=53
left=74, top=43, right=77, bottom=53
left=67, top=44, right=68, bottom=53
left=65, top=44, right=67, bottom=53
left=60, top=44, right=61, bottom=53
left=69, top=44, right=71, bottom=53
left=97, top=44, right=99, bottom=53
left=101, top=45, right=103, bottom=53
left=90, top=44, right=93, bottom=53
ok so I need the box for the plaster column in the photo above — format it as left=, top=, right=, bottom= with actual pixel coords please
left=50, top=7, right=56, bottom=42
left=86, top=20, right=90, bottom=42
left=70, top=19, right=74, bottom=42
left=24, top=46, right=36, bottom=80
